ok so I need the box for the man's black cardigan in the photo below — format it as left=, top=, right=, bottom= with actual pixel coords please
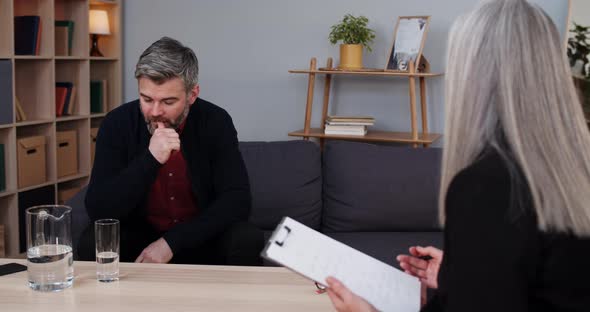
left=85, top=98, right=251, bottom=254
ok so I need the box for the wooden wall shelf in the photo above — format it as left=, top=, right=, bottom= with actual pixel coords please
left=289, top=57, right=443, bottom=147
left=289, top=128, right=441, bottom=144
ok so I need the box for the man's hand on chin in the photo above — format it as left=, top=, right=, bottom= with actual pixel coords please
left=135, top=238, right=174, bottom=263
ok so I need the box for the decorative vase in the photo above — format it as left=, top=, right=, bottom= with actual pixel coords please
left=339, top=44, right=363, bottom=70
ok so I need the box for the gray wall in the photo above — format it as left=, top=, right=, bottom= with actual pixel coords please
left=571, top=0, right=590, bottom=26
left=123, top=0, right=570, bottom=142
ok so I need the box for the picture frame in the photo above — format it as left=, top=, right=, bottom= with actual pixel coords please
left=385, top=16, right=431, bottom=72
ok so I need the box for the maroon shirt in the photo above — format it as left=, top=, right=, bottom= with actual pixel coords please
left=146, top=121, right=198, bottom=232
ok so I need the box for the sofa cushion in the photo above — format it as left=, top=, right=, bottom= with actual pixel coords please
left=326, top=231, right=443, bottom=267
left=240, top=141, right=322, bottom=231
left=322, top=141, right=442, bottom=232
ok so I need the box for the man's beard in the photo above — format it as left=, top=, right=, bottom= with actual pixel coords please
left=145, top=102, right=190, bottom=134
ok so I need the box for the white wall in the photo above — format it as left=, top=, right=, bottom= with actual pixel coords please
left=122, top=0, right=570, bottom=142
left=571, top=0, right=590, bottom=26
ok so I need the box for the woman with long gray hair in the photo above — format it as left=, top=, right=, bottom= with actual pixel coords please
left=326, top=0, right=590, bottom=311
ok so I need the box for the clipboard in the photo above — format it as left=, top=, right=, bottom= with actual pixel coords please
left=261, top=217, right=421, bottom=312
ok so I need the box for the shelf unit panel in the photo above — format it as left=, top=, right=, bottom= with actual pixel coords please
left=56, top=59, right=90, bottom=116
left=289, top=128, right=442, bottom=144
left=0, top=0, right=13, bottom=56
left=0, top=59, right=14, bottom=125
left=90, top=112, right=106, bottom=118
left=89, top=56, right=117, bottom=61
left=13, top=56, right=53, bottom=60
left=13, top=0, right=54, bottom=57
left=16, top=123, right=56, bottom=187
left=14, top=59, right=54, bottom=121
left=57, top=119, right=90, bottom=179
left=0, top=194, right=18, bottom=256
left=57, top=115, right=89, bottom=122
left=90, top=59, right=118, bottom=112
left=90, top=0, right=118, bottom=5
left=0, top=127, right=17, bottom=193
left=55, top=0, right=88, bottom=57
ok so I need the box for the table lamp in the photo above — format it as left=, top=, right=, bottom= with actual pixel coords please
left=89, top=9, right=110, bottom=57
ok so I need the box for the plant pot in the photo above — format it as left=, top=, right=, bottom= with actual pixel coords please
left=339, top=44, right=363, bottom=70
left=574, top=76, right=590, bottom=119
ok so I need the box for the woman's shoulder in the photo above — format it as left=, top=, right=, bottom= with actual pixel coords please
left=450, top=149, right=513, bottom=192
left=446, top=149, right=533, bottom=222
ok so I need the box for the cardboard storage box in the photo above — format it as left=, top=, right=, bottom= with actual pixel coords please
left=57, top=130, right=78, bottom=178
left=91, top=127, right=98, bottom=166
left=17, top=136, right=46, bottom=188
left=58, top=185, right=82, bottom=205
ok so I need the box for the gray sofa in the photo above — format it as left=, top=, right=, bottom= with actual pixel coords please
left=69, top=140, right=443, bottom=267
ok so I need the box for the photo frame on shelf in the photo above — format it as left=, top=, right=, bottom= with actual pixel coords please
left=385, top=16, right=431, bottom=72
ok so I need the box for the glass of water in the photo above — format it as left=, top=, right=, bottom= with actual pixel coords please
left=26, top=205, right=74, bottom=292
left=95, top=219, right=119, bottom=282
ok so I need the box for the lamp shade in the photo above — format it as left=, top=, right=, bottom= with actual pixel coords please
left=89, top=10, right=111, bottom=35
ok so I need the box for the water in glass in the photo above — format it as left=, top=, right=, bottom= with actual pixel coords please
left=96, top=251, right=119, bottom=282
left=27, top=244, right=74, bottom=291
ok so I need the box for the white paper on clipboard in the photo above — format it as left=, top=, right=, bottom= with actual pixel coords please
left=261, top=217, right=421, bottom=312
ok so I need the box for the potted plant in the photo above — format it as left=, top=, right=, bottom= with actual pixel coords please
left=568, top=22, right=590, bottom=118
left=329, top=14, right=376, bottom=70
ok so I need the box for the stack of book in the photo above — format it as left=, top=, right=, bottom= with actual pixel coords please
left=55, top=82, right=77, bottom=117
left=324, top=116, right=375, bottom=136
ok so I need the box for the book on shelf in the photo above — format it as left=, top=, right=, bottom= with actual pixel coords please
left=324, top=116, right=373, bottom=136
left=324, top=124, right=367, bottom=132
left=327, top=115, right=374, bottom=120
left=54, top=24, right=69, bottom=56
left=35, top=18, right=42, bottom=56
left=55, top=20, right=74, bottom=56
left=90, top=80, right=107, bottom=113
left=67, top=86, right=77, bottom=115
left=15, top=97, right=26, bottom=122
left=327, top=115, right=375, bottom=123
left=326, top=120, right=374, bottom=126
left=324, top=127, right=368, bottom=136
left=14, top=16, right=41, bottom=55
left=55, top=86, right=68, bottom=117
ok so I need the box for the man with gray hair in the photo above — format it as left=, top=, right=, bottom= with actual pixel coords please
left=78, top=37, right=263, bottom=265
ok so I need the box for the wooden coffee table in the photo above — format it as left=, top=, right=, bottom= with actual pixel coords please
left=0, top=259, right=332, bottom=311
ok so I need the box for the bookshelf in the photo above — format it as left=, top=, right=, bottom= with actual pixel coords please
left=0, top=0, right=122, bottom=258
left=288, top=57, right=443, bottom=148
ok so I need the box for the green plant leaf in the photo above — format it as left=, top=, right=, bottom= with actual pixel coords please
left=328, top=14, right=376, bottom=52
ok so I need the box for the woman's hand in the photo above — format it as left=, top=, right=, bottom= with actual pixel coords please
left=325, top=277, right=377, bottom=312
left=397, top=246, right=443, bottom=289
